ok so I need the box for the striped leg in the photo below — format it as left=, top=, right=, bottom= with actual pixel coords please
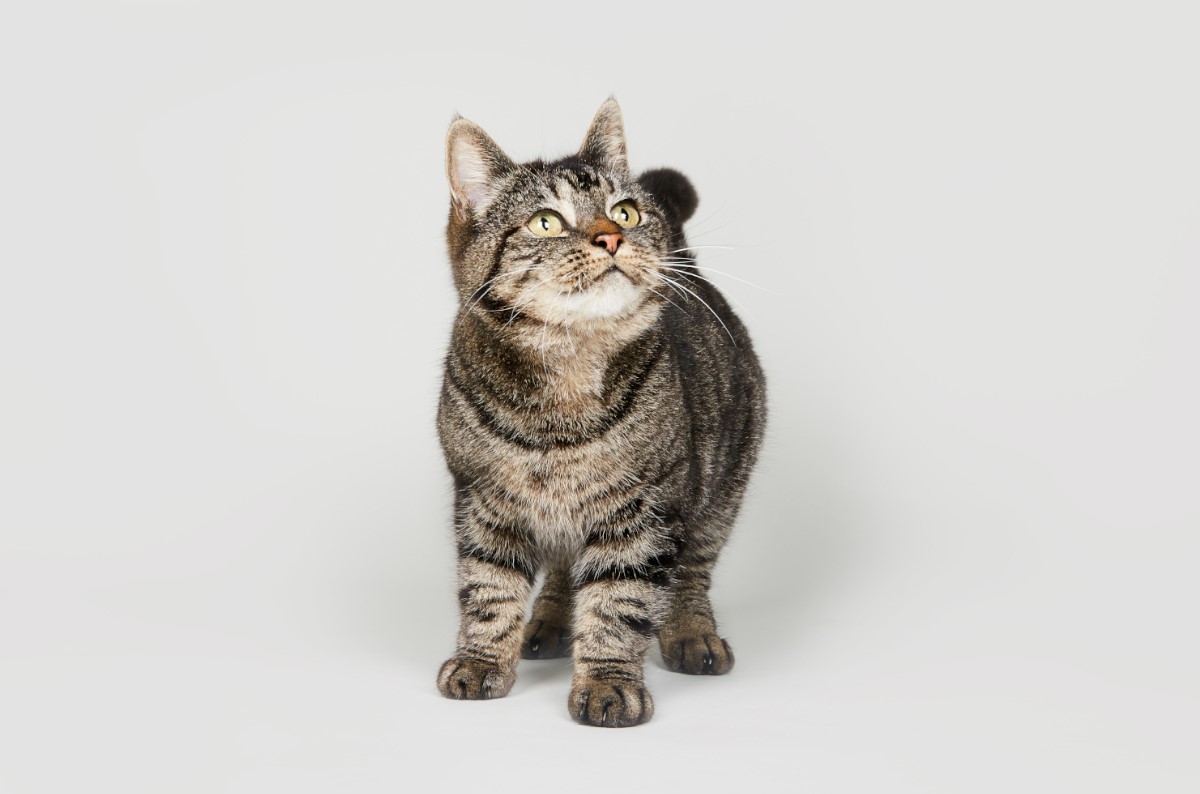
left=659, top=551, right=735, bottom=675
left=521, top=566, right=573, bottom=659
left=437, top=489, right=537, bottom=700
left=568, top=512, right=677, bottom=727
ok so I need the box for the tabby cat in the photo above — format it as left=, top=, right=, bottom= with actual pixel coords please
left=435, top=99, right=766, bottom=727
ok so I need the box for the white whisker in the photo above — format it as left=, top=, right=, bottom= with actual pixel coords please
left=665, top=245, right=740, bottom=254
left=648, top=269, right=690, bottom=303
left=682, top=197, right=732, bottom=238
left=465, top=265, right=542, bottom=314
left=645, top=285, right=686, bottom=314
left=661, top=262, right=778, bottom=295
left=659, top=268, right=760, bottom=326
left=649, top=271, right=737, bottom=346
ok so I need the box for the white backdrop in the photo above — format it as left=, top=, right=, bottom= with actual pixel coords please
left=2, top=2, right=1197, bottom=792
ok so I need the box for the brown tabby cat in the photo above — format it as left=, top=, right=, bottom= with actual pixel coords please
left=435, top=99, right=766, bottom=727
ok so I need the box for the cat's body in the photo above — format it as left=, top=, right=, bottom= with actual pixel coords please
left=436, top=100, right=766, bottom=727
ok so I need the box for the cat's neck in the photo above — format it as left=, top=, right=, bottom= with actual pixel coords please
left=457, top=306, right=661, bottom=404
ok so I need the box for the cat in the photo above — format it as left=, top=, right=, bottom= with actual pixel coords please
left=435, top=99, right=766, bottom=727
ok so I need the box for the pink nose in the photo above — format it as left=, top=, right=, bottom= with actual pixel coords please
left=593, top=232, right=622, bottom=255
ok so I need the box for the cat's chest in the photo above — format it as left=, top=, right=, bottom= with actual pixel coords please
left=491, top=439, right=636, bottom=539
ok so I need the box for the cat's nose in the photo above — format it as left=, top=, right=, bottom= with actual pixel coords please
left=593, top=232, right=622, bottom=255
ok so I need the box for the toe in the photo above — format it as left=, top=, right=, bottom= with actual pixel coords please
left=568, top=678, right=654, bottom=727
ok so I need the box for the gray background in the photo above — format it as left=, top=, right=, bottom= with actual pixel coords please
left=2, top=1, right=1197, bottom=792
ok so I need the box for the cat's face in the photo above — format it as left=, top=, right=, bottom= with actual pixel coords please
left=445, top=101, right=673, bottom=334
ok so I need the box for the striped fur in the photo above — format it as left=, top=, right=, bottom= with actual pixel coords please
left=435, top=100, right=766, bottom=727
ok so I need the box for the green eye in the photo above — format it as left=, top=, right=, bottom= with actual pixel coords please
left=527, top=211, right=564, bottom=237
left=609, top=201, right=640, bottom=228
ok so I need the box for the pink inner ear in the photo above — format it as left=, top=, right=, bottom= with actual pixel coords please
left=452, top=138, right=494, bottom=209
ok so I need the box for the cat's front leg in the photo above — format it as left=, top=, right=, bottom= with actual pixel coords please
left=436, top=489, right=537, bottom=700
left=569, top=516, right=677, bottom=727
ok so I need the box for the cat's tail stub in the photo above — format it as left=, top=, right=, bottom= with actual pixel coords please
left=638, top=168, right=699, bottom=228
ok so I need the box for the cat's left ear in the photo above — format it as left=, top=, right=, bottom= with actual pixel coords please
left=446, top=117, right=515, bottom=218
left=579, top=98, right=630, bottom=175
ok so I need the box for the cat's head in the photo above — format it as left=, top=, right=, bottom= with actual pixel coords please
left=444, top=100, right=695, bottom=337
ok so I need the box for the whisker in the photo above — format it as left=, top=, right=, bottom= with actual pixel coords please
left=648, top=269, right=691, bottom=303
left=682, top=197, right=732, bottom=238
left=649, top=271, right=737, bottom=346
left=465, top=265, right=542, bottom=314
left=665, top=245, right=740, bottom=254
left=659, top=268, right=760, bottom=326
left=645, top=285, right=686, bottom=314
left=499, top=275, right=558, bottom=326
left=661, top=262, right=778, bottom=295
left=685, top=218, right=741, bottom=242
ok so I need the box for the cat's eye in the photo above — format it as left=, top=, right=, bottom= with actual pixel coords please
left=527, top=211, right=565, bottom=237
left=609, top=201, right=640, bottom=229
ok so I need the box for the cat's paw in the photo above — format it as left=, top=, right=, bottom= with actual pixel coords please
left=437, top=657, right=516, bottom=700
left=521, top=619, right=571, bottom=659
left=568, top=678, right=654, bottom=727
left=661, top=634, right=735, bottom=675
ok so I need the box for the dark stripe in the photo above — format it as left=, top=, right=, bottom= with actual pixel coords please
left=446, top=351, right=662, bottom=451
left=447, top=350, right=525, bottom=413
left=477, top=226, right=521, bottom=301
left=460, top=543, right=537, bottom=583
left=591, top=337, right=667, bottom=435
left=619, top=615, right=654, bottom=637
left=582, top=666, right=639, bottom=683
left=445, top=328, right=666, bottom=452
left=578, top=656, right=636, bottom=665
left=477, top=294, right=527, bottom=321
left=457, top=583, right=479, bottom=604
left=585, top=499, right=650, bottom=542
left=471, top=595, right=520, bottom=609
left=647, top=457, right=688, bottom=490
left=601, top=496, right=645, bottom=527
left=576, top=549, right=677, bottom=588
left=472, top=506, right=532, bottom=545
left=444, top=365, right=535, bottom=448
left=561, top=164, right=599, bottom=190
left=491, top=622, right=518, bottom=645
left=471, top=226, right=532, bottom=320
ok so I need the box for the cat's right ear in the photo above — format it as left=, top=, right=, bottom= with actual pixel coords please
left=446, top=117, right=514, bottom=218
left=579, top=99, right=629, bottom=175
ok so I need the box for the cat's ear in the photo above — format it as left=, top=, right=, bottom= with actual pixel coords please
left=446, top=117, right=514, bottom=217
left=579, top=98, right=629, bottom=175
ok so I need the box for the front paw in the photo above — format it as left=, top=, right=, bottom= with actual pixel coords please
left=568, top=677, right=654, bottom=727
left=437, top=657, right=516, bottom=700
left=521, top=620, right=571, bottom=659
left=661, top=634, right=735, bottom=675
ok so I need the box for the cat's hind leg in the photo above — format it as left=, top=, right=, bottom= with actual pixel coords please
left=659, top=545, right=735, bottom=676
left=521, top=565, right=573, bottom=659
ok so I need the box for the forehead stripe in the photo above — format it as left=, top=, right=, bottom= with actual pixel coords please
left=561, top=164, right=600, bottom=190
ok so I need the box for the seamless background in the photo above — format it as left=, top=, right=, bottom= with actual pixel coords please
left=2, top=2, right=1198, bottom=792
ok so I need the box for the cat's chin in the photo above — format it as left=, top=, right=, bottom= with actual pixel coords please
left=546, top=277, right=645, bottom=322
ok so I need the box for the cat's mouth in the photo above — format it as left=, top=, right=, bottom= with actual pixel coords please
left=535, top=262, right=646, bottom=321
left=598, top=265, right=630, bottom=285
left=568, top=263, right=633, bottom=293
